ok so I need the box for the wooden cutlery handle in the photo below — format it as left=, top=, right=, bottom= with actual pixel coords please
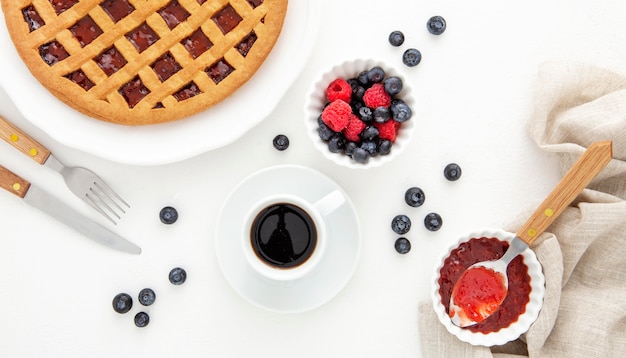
left=0, top=165, right=30, bottom=198
left=0, top=115, right=50, bottom=165
left=517, top=140, right=613, bottom=245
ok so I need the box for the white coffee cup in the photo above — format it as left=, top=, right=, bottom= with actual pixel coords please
left=242, top=190, right=345, bottom=282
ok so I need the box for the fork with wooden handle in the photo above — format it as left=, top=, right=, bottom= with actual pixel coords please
left=0, top=115, right=129, bottom=225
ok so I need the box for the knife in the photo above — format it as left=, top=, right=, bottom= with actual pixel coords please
left=0, top=165, right=141, bottom=254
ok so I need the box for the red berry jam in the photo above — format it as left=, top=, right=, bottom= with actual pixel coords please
left=39, top=40, right=69, bottom=66
left=247, top=0, right=264, bottom=8
left=22, top=5, right=45, bottom=32
left=70, top=16, right=103, bottom=47
left=173, top=82, right=201, bottom=101
left=125, top=22, right=159, bottom=53
left=100, top=0, right=135, bottom=23
left=95, top=46, right=127, bottom=76
left=158, top=0, right=190, bottom=30
left=65, top=69, right=95, bottom=91
left=206, top=58, right=234, bottom=84
left=119, top=76, right=150, bottom=108
left=450, top=266, right=507, bottom=325
left=151, top=52, right=182, bottom=82
left=49, top=0, right=78, bottom=15
left=237, top=31, right=258, bottom=57
left=182, top=29, right=213, bottom=59
left=212, top=4, right=242, bottom=34
left=438, top=237, right=531, bottom=333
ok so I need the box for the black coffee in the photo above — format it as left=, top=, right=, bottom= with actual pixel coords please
left=250, top=202, right=317, bottom=269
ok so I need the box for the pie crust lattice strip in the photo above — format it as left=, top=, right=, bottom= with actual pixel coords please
left=1, top=0, right=288, bottom=125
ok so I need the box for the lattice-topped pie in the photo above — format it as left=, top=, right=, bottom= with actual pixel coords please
left=1, top=0, right=288, bottom=125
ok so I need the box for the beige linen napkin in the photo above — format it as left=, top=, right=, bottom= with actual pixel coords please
left=418, top=62, right=626, bottom=358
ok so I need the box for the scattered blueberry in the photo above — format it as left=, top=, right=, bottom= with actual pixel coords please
left=367, top=66, right=385, bottom=83
left=112, top=293, right=133, bottom=314
left=169, top=267, right=187, bottom=285
left=383, top=76, right=403, bottom=96
left=405, top=187, right=425, bottom=207
left=159, top=206, right=178, bottom=225
left=395, top=237, right=411, bottom=254
left=138, top=288, right=156, bottom=306
left=390, top=99, right=412, bottom=122
left=352, top=147, right=370, bottom=163
left=427, top=15, right=446, bottom=35
left=388, top=30, right=405, bottom=47
left=444, top=163, right=462, bottom=181
left=134, top=312, right=150, bottom=328
left=391, top=214, right=411, bottom=234
left=424, top=212, right=443, bottom=231
left=402, top=48, right=422, bottom=67
left=272, top=134, right=289, bottom=151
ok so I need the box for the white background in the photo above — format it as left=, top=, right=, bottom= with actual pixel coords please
left=2, top=0, right=626, bottom=356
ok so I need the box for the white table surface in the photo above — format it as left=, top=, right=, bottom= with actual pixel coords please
left=1, top=0, right=626, bottom=356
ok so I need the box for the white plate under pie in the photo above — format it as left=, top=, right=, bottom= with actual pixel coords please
left=0, top=1, right=319, bottom=165
left=215, top=165, right=361, bottom=313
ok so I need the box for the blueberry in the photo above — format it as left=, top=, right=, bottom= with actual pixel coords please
left=391, top=214, right=411, bottom=234
left=378, top=139, right=392, bottom=155
left=169, top=267, right=187, bottom=285
left=318, top=123, right=335, bottom=141
left=352, top=85, right=366, bottom=100
left=391, top=100, right=412, bottom=122
left=424, top=212, right=443, bottom=231
left=383, top=76, right=403, bottom=96
left=351, top=100, right=364, bottom=114
left=388, top=30, right=405, bottom=47
left=360, top=140, right=378, bottom=156
left=138, top=288, right=156, bottom=306
left=402, top=48, right=422, bottom=67
left=404, top=187, right=425, bottom=207
left=272, top=134, right=289, bottom=151
left=373, top=106, right=391, bottom=123
left=444, top=163, right=462, bottom=181
left=357, top=71, right=370, bottom=86
left=112, top=293, right=133, bottom=314
left=395, top=237, right=411, bottom=254
left=360, top=126, right=379, bottom=141
left=134, top=312, right=150, bottom=328
left=352, top=147, right=370, bottom=164
left=358, top=106, right=373, bottom=123
left=328, top=134, right=345, bottom=153
left=367, top=66, right=385, bottom=83
left=160, top=206, right=178, bottom=225
left=345, top=141, right=358, bottom=156
left=427, top=15, right=446, bottom=35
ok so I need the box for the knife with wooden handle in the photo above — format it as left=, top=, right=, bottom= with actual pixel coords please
left=0, top=165, right=141, bottom=254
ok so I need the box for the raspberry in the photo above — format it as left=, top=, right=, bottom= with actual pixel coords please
left=321, top=100, right=351, bottom=132
left=343, top=114, right=366, bottom=142
left=375, top=120, right=399, bottom=142
left=326, top=78, right=352, bottom=103
left=363, top=83, right=391, bottom=109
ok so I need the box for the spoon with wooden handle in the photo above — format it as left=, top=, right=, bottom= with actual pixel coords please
left=449, top=140, right=613, bottom=327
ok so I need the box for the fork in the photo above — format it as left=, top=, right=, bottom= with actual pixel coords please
left=0, top=115, right=129, bottom=225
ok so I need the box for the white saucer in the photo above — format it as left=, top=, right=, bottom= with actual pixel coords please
left=215, top=165, right=360, bottom=313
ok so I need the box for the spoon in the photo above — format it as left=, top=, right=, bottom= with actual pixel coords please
left=449, top=140, right=613, bottom=328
